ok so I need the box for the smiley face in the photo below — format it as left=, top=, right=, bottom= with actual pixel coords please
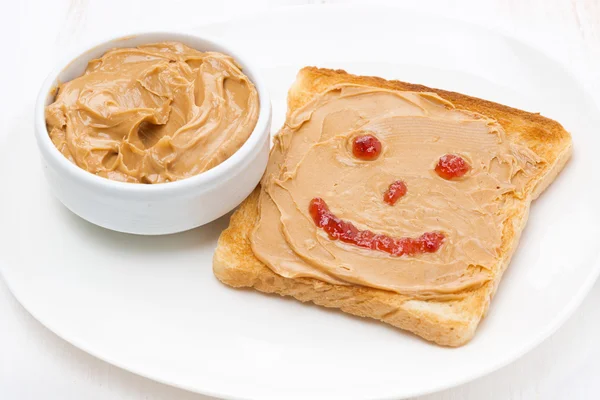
left=308, top=134, right=470, bottom=257
left=251, top=84, right=538, bottom=296
left=304, top=134, right=474, bottom=258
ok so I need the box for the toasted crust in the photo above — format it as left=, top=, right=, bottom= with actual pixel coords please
left=213, top=67, right=572, bottom=346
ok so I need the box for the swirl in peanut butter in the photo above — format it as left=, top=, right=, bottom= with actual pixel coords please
left=250, top=85, right=542, bottom=300
left=45, top=42, right=259, bottom=183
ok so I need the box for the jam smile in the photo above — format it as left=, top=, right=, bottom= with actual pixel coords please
left=309, top=197, right=445, bottom=257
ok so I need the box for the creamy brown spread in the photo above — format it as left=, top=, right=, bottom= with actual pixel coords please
left=45, top=42, right=259, bottom=183
left=251, top=84, right=542, bottom=299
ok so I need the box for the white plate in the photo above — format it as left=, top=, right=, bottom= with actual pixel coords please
left=1, top=5, right=599, bottom=400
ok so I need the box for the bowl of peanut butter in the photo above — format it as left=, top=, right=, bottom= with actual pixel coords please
left=34, top=32, right=272, bottom=235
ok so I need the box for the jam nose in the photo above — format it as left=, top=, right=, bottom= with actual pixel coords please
left=384, top=180, right=407, bottom=205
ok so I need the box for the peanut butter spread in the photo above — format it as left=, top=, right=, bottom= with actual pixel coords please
left=45, top=42, right=259, bottom=183
left=251, top=85, right=542, bottom=299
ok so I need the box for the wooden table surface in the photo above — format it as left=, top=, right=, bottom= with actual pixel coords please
left=2, top=0, right=599, bottom=399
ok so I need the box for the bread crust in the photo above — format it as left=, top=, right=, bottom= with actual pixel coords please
left=213, top=67, right=572, bottom=346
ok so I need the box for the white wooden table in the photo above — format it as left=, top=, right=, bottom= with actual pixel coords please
left=2, top=1, right=599, bottom=399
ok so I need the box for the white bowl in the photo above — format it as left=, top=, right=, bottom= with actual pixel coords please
left=34, top=32, right=272, bottom=235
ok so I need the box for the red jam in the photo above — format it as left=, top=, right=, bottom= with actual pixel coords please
left=352, top=134, right=382, bottom=160
left=435, top=154, right=470, bottom=180
left=383, top=180, right=407, bottom=205
left=308, top=198, right=445, bottom=256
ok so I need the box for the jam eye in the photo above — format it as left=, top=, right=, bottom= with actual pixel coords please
left=435, top=154, right=470, bottom=179
left=383, top=180, right=407, bottom=205
left=352, top=134, right=382, bottom=160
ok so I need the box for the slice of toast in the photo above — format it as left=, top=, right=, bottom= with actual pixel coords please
left=213, top=67, right=572, bottom=346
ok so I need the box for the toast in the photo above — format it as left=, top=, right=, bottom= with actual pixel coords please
left=213, top=67, right=572, bottom=346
